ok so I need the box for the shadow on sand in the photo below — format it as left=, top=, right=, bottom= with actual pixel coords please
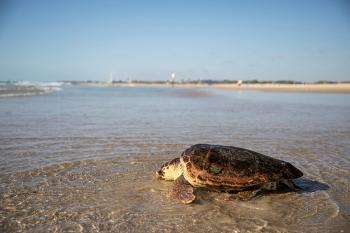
left=262, top=178, right=330, bottom=196
left=294, top=177, right=330, bottom=193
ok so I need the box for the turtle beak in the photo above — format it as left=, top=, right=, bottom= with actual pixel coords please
left=156, top=170, right=164, bottom=180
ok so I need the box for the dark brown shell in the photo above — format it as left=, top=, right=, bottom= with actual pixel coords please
left=181, top=144, right=303, bottom=187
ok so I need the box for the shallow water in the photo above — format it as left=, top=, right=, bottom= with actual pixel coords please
left=0, top=86, right=349, bottom=232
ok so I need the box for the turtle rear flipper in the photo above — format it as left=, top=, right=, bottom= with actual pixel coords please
left=237, top=189, right=262, bottom=200
left=281, top=179, right=301, bottom=191
left=170, top=175, right=196, bottom=204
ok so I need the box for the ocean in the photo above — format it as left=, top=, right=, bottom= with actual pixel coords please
left=1, top=84, right=349, bottom=232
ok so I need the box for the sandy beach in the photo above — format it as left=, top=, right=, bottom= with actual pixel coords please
left=99, top=82, right=350, bottom=94
left=212, top=83, right=350, bottom=93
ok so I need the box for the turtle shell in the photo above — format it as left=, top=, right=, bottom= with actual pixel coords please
left=181, top=144, right=303, bottom=190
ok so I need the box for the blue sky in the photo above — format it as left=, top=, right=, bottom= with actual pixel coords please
left=0, top=0, right=349, bottom=81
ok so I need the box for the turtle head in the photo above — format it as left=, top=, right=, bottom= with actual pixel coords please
left=156, top=157, right=183, bottom=181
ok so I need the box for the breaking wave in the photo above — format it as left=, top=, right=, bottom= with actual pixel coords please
left=0, top=81, right=64, bottom=98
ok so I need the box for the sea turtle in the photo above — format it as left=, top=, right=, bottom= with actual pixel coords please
left=156, top=144, right=303, bottom=204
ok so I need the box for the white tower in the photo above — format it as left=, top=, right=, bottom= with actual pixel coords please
left=170, top=72, right=176, bottom=87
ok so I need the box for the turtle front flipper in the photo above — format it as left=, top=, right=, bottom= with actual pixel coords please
left=170, top=175, right=196, bottom=204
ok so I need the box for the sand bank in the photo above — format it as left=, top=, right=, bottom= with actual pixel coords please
left=212, top=83, right=350, bottom=93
